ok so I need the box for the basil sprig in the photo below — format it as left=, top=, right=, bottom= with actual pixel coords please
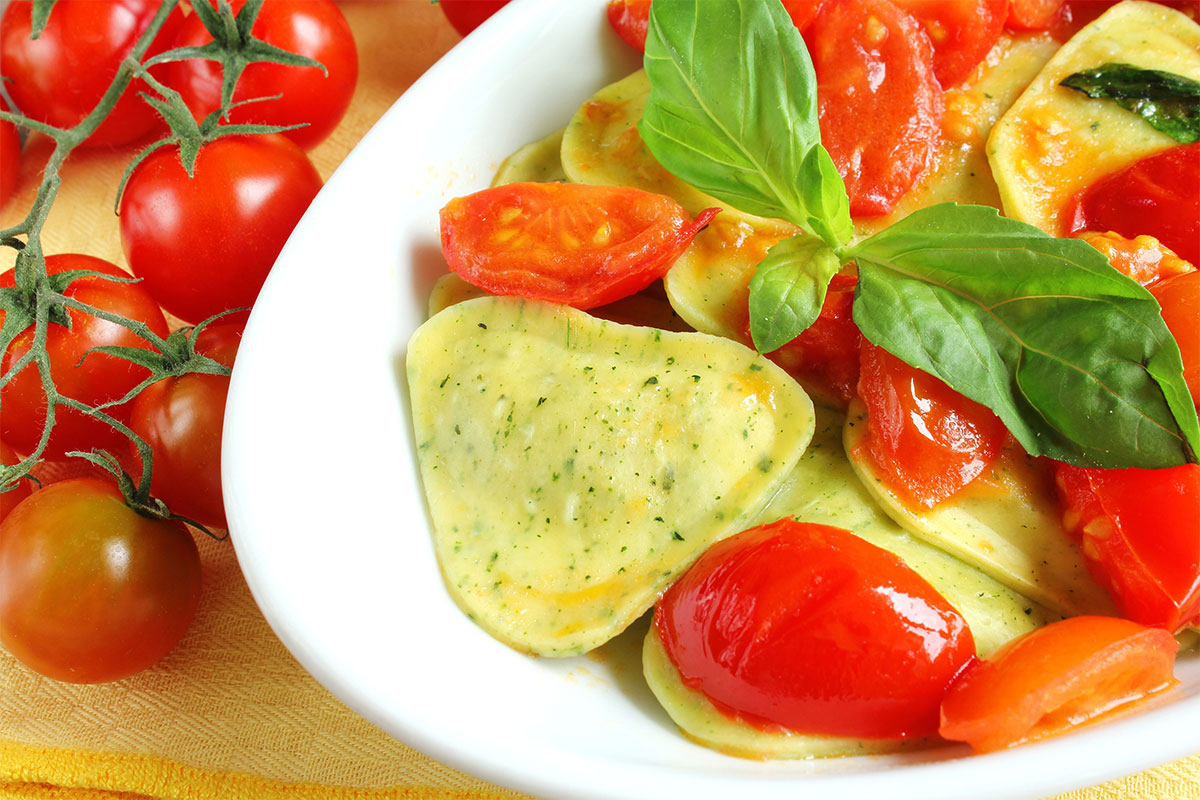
left=640, top=0, right=1199, bottom=468
left=1061, top=63, right=1200, bottom=144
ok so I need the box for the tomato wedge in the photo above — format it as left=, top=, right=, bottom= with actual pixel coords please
left=857, top=341, right=1007, bottom=510
left=892, top=0, right=1009, bottom=87
left=806, top=0, right=945, bottom=217
left=440, top=182, right=718, bottom=310
left=1151, top=271, right=1200, bottom=406
left=939, top=615, right=1178, bottom=752
left=656, top=518, right=976, bottom=740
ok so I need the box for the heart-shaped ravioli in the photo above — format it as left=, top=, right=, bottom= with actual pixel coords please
left=407, top=296, right=814, bottom=656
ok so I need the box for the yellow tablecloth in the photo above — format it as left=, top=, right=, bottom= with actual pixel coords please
left=0, top=3, right=1197, bottom=799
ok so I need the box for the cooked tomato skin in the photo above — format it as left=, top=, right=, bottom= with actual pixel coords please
left=440, top=181, right=717, bottom=310
left=939, top=615, right=1178, bottom=752
left=1077, top=231, right=1194, bottom=289
left=607, top=0, right=823, bottom=52
left=857, top=341, right=1007, bottom=510
left=1055, top=462, right=1200, bottom=631
left=892, top=0, right=1009, bottom=87
left=1151, top=271, right=1200, bottom=406
left=1005, top=0, right=1064, bottom=29
left=656, top=518, right=976, bottom=740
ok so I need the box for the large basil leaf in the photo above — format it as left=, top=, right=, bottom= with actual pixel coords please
left=850, top=204, right=1199, bottom=468
left=748, top=234, right=841, bottom=353
left=1061, top=63, right=1200, bottom=144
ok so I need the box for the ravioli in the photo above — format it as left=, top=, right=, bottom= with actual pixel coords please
left=407, top=296, right=815, bottom=656
left=491, top=127, right=567, bottom=186
left=987, top=1, right=1200, bottom=234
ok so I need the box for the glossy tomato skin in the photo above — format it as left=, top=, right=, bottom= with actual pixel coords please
left=129, top=317, right=244, bottom=530
left=939, top=616, right=1178, bottom=752
left=656, top=519, right=976, bottom=740
left=857, top=341, right=1007, bottom=510
left=119, top=134, right=322, bottom=323
left=607, top=0, right=822, bottom=52
left=1151, top=271, right=1200, bottom=406
left=438, top=0, right=512, bottom=36
left=0, top=255, right=170, bottom=459
left=165, top=0, right=357, bottom=151
left=0, top=103, right=20, bottom=207
left=1055, top=462, right=1200, bottom=631
left=0, top=442, right=33, bottom=524
left=0, top=0, right=182, bottom=148
left=892, top=0, right=1009, bottom=87
left=0, top=478, right=201, bottom=683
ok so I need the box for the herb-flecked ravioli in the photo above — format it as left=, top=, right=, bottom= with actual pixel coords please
left=407, top=296, right=815, bottom=656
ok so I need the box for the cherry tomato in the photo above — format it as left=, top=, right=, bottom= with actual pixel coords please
left=1077, top=231, right=1193, bottom=289
left=0, top=0, right=183, bottom=148
left=0, top=102, right=20, bottom=208
left=1055, top=462, right=1200, bottom=631
left=119, top=134, right=322, bottom=323
left=1151, top=271, right=1200, bottom=406
left=129, top=316, right=244, bottom=530
left=0, top=478, right=201, bottom=683
left=607, top=0, right=824, bottom=52
left=437, top=0, right=512, bottom=36
left=939, top=616, right=1178, bottom=752
left=758, top=272, right=863, bottom=408
left=0, top=443, right=33, bottom=524
left=892, top=0, right=1009, bottom=87
left=440, top=182, right=718, bottom=310
left=1063, top=143, right=1200, bottom=267
left=165, top=0, right=358, bottom=151
left=1005, top=0, right=1064, bottom=29
left=857, top=341, right=1007, bottom=511
left=806, top=0, right=945, bottom=217
left=1, top=255, right=170, bottom=460
left=656, top=518, right=976, bottom=739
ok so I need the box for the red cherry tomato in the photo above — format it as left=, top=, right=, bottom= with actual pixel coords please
left=656, top=518, right=976, bottom=739
left=1151, top=271, right=1200, bottom=406
left=1063, top=143, right=1200, bottom=266
left=440, top=182, right=718, bottom=310
left=129, top=316, right=244, bottom=530
left=0, top=0, right=183, bottom=148
left=806, top=0, right=945, bottom=217
left=119, top=134, right=322, bottom=323
left=0, top=478, right=201, bottom=683
left=0, top=103, right=20, bottom=207
left=857, top=341, right=1007, bottom=511
left=892, top=0, right=1009, bottom=87
left=939, top=616, right=1178, bottom=752
left=0, top=255, right=170, bottom=459
left=0, top=443, right=33, bottom=524
left=165, top=0, right=358, bottom=151
left=1055, top=462, right=1200, bottom=631
left=438, top=0, right=512, bottom=36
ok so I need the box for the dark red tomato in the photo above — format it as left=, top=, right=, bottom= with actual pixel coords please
left=438, top=0, right=512, bottom=36
left=940, top=616, right=1178, bottom=752
left=607, top=0, right=823, bottom=52
left=129, top=316, right=244, bottom=530
left=656, top=518, right=976, bottom=739
left=0, top=0, right=183, bottom=148
left=759, top=272, right=863, bottom=408
left=0, top=254, right=170, bottom=459
left=857, top=341, right=1007, bottom=511
left=165, top=0, right=357, bottom=151
left=0, top=478, right=201, bottom=683
left=892, top=0, right=1009, bottom=87
left=0, top=442, right=33, bottom=524
left=440, top=181, right=718, bottom=310
left=1005, top=0, right=1064, bottom=28
left=0, top=102, right=20, bottom=207
left=806, top=0, right=945, bottom=217
left=1151, top=271, right=1200, bottom=406
left=1055, top=462, right=1200, bottom=631
left=1063, top=143, right=1200, bottom=266
left=119, top=134, right=322, bottom=323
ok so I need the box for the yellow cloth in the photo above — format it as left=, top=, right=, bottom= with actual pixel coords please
left=0, top=3, right=1197, bottom=800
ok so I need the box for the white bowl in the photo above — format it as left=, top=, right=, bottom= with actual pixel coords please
left=222, top=1, right=1200, bottom=798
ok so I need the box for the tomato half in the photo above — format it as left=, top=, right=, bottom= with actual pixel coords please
left=165, top=0, right=358, bottom=151
left=892, top=0, right=1009, bottom=87
left=1055, top=462, right=1200, bottom=631
left=0, top=103, right=19, bottom=208
left=1151, top=271, right=1200, bottom=406
left=857, top=341, right=1008, bottom=511
left=806, top=0, right=945, bottom=217
left=0, top=0, right=182, bottom=148
left=438, top=0, right=512, bottom=36
left=939, top=615, right=1178, bottom=752
left=119, top=134, right=322, bottom=323
left=440, top=182, right=718, bottom=310
left=0, top=478, right=201, bottom=683
left=656, top=518, right=976, bottom=739
left=1005, top=0, right=1065, bottom=29
left=129, top=316, right=244, bottom=530
left=1063, top=143, right=1200, bottom=267
left=1, top=255, right=170, bottom=459
left=0, top=442, right=32, bottom=524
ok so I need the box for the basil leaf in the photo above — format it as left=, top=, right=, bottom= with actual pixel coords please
left=797, top=144, right=853, bottom=250
left=748, top=235, right=841, bottom=353
left=640, top=0, right=848, bottom=246
left=1061, top=63, right=1200, bottom=144
left=850, top=203, right=1199, bottom=468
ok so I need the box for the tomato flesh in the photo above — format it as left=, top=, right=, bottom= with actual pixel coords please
left=608, top=0, right=823, bottom=52
left=1151, top=271, right=1200, bottom=407
left=892, top=0, right=1009, bottom=87
left=656, top=519, right=975, bottom=739
left=440, top=182, right=718, bottom=310
left=1005, top=0, right=1065, bottom=29
left=939, top=615, right=1178, bottom=752
left=857, top=341, right=1007, bottom=510
left=1078, top=231, right=1194, bottom=289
